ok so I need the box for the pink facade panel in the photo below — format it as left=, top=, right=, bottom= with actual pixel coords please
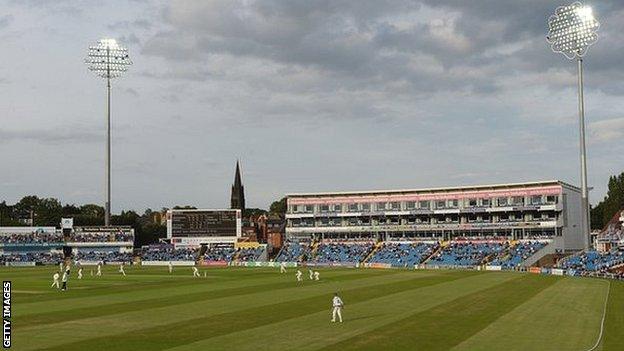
left=288, top=185, right=563, bottom=206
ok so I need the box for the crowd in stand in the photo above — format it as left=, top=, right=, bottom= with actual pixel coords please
left=276, top=240, right=312, bottom=262
left=0, top=252, right=62, bottom=264
left=70, top=232, right=134, bottom=243
left=427, top=241, right=506, bottom=266
left=141, top=246, right=197, bottom=261
left=558, top=250, right=624, bottom=274
left=203, top=247, right=236, bottom=262
left=313, top=241, right=375, bottom=264
left=236, top=247, right=264, bottom=262
left=75, top=250, right=134, bottom=263
left=0, top=232, right=63, bottom=244
left=369, top=242, right=438, bottom=267
left=489, top=241, right=546, bottom=268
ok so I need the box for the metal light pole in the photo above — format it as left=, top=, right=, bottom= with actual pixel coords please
left=547, top=2, right=599, bottom=249
left=85, top=39, right=132, bottom=226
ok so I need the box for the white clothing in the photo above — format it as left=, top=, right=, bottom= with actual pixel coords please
left=331, top=296, right=344, bottom=322
left=119, top=265, right=126, bottom=276
left=279, top=263, right=286, bottom=273
left=314, top=271, right=320, bottom=281
left=78, top=269, right=83, bottom=280
left=296, top=270, right=303, bottom=281
left=309, top=270, right=314, bottom=280
left=332, top=307, right=343, bottom=323
left=96, top=264, right=102, bottom=276
left=168, top=262, right=173, bottom=273
left=51, top=273, right=60, bottom=288
left=193, top=267, right=200, bottom=277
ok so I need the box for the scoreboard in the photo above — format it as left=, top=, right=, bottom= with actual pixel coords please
left=167, top=209, right=242, bottom=242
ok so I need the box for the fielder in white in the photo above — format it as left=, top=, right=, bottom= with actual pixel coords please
left=96, top=262, right=102, bottom=276
left=77, top=267, right=83, bottom=280
left=119, top=263, right=126, bottom=276
left=296, top=270, right=303, bottom=282
left=192, top=266, right=201, bottom=277
left=51, top=272, right=60, bottom=289
left=308, top=269, right=314, bottom=280
left=168, top=261, right=173, bottom=274
left=61, top=270, right=69, bottom=291
left=314, top=271, right=320, bottom=281
left=279, top=262, right=286, bottom=273
left=331, top=293, right=344, bottom=323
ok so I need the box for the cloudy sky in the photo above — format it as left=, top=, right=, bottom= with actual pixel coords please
left=1, top=0, right=623, bottom=212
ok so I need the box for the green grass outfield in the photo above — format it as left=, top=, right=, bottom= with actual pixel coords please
left=3, top=265, right=623, bottom=350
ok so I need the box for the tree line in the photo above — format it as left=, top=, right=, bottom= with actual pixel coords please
left=0, top=196, right=288, bottom=247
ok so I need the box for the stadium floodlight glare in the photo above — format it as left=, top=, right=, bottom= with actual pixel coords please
left=84, top=38, right=133, bottom=226
left=547, top=2, right=599, bottom=249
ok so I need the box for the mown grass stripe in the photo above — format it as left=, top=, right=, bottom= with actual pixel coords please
left=37, top=271, right=475, bottom=351
left=453, top=276, right=609, bottom=351
left=599, top=279, right=624, bottom=350
left=166, top=272, right=521, bottom=351
left=15, top=269, right=431, bottom=350
left=15, top=270, right=391, bottom=328
left=321, top=274, right=559, bottom=351
left=15, top=267, right=383, bottom=316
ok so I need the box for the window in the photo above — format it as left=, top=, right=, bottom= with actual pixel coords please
left=419, top=201, right=430, bottom=209
left=291, top=205, right=299, bottom=213
left=390, top=202, right=400, bottom=210
left=500, top=214, right=509, bottom=221
left=531, top=195, right=542, bottom=205
left=498, top=197, right=508, bottom=206
left=361, top=203, right=371, bottom=211
left=304, top=205, right=313, bottom=213
left=546, top=195, right=557, bottom=204
left=481, top=198, right=490, bottom=206
left=406, top=202, right=416, bottom=210
left=377, top=202, right=387, bottom=211
left=448, top=199, right=458, bottom=208
left=436, top=200, right=446, bottom=208
left=468, top=199, right=478, bottom=207
left=511, top=196, right=523, bottom=205
left=320, top=204, right=329, bottom=212
left=333, top=204, right=342, bottom=212
left=468, top=214, right=477, bottom=222
left=348, top=203, right=358, bottom=212
left=361, top=217, right=371, bottom=225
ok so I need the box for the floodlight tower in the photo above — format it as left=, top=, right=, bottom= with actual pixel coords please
left=547, top=2, right=599, bottom=249
left=85, top=39, right=132, bottom=226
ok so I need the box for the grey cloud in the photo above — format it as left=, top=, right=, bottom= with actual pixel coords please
left=0, top=128, right=102, bottom=145
left=0, top=15, right=13, bottom=29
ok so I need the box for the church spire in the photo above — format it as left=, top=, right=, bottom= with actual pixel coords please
left=230, top=160, right=245, bottom=213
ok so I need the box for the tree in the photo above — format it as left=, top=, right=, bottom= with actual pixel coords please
left=269, top=197, right=287, bottom=215
left=590, top=172, right=624, bottom=230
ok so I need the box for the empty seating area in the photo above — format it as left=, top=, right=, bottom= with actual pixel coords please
left=489, top=241, right=547, bottom=268
left=558, top=250, right=624, bottom=272
left=312, top=241, right=375, bottom=264
left=427, top=241, right=506, bottom=266
left=203, top=247, right=236, bottom=262
left=368, top=242, right=438, bottom=267
left=141, top=246, right=197, bottom=261
left=276, top=240, right=312, bottom=262
left=236, top=247, right=264, bottom=262
left=1, top=252, right=62, bottom=264
left=75, top=251, right=134, bottom=263
left=0, top=232, right=63, bottom=244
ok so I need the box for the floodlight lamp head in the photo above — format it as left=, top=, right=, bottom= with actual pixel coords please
left=85, top=38, right=133, bottom=79
left=547, top=2, right=599, bottom=60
